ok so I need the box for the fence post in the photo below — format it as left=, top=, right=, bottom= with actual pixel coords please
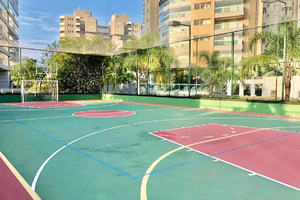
left=196, top=38, right=199, bottom=95
left=231, top=32, right=235, bottom=96
left=136, top=50, right=139, bottom=95
left=20, top=48, right=22, bottom=81
left=113, top=56, right=117, bottom=93
left=147, top=48, right=149, bottom=95
left=276, top=22, right=280, bottom=101
left=282, top=16, right=287, bottom=101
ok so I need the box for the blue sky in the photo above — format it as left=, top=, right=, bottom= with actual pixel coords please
left=19, top=0, right=143, bottom=58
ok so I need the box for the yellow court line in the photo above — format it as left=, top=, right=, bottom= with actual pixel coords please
left=0, top=152, right=41, bottom=200
left=140, top=125, right=300, bottom=200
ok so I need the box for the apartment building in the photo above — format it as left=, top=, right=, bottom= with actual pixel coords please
left=60, top=9, right=98, bottom=39
left=158, top=0, right=300, bottom=68
left=0, top=0, right=19, bottom=89
left=143, top=0, right=159, bottom=34
left=192, top=0, right=264, bottom=64
left=263, top=0, right=297, bottom=26
left=98, top=25, right=110, bottom=39
left=159, top=0, right=192, bottom=67
left=109, top=14, right=142, bottom=48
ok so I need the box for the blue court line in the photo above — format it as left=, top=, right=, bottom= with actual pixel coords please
left=133, top=130, right=299, bottom=179
left=4, top=114, right=133, bottom=178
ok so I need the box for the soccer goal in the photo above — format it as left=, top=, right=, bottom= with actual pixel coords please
left=21, top=80, right=59, bottom=103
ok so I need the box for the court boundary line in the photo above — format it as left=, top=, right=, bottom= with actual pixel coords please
left=140, top=125, right=300, bottom=200
left=0, top=152, right=41, bottom=200
left=147, top=131, right=300, bottom=191
left=0, top=102, right=119, bottom=112
left=0, top=108, right=171, bottom=123
left=72, top=110, right=136, bottom=118
left=4, top=101, right=87, bottom=108
left=30, top=114, right=299, bottom=191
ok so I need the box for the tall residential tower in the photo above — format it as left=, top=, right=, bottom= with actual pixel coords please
left=0, top=0, right=19, bottom=89
left=143, top=0, right=159, bottom=34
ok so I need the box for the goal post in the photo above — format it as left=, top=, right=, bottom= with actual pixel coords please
left=21, top=80, right=59, bottom=103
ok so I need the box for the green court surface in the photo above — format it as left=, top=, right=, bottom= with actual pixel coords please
left=1, top=100, right=300, bottom=200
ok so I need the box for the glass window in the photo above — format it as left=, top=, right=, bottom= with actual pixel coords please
left=8, top=1, right=18, bottom=23
left=0, top=2, right=8, bottom=21
left=194, top=19, right=211, bottom=26
left=194, top=2, right=211, bottom=10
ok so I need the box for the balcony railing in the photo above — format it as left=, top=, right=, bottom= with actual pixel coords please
left=215, top=5, right=244, bottom=20
left=215, top=22, right=243, bottom=34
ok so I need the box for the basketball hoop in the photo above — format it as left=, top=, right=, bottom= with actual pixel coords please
left=46, top=71, right=52, bottom=79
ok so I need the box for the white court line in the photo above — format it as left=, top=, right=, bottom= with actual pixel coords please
left=30, top=116, right=296, bottom=191
left=0, top=107, right=187, bottom=123
left=72, top=111, right=136, bottom=119
left=0, top=102, right=119, bottom=112
left=249, top=172, right=257, bottom=176
left=148, top=132, right=300, bottom=192
left=0, top=115, right=73, bottom=123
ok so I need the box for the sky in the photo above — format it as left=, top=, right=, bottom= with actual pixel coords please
left=19, top=0, right=143, bottom=59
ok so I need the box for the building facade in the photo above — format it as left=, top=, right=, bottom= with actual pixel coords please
left=143, top=0, right=159, bottom=34
left=263, top=0, right=298, bottom=27
left=159, top=0, right=192, bottom=67
left=109, top=14, right=142, bottom=48
left=60, top=9, right=98, bottom=39
left=97, top=25, right=110, bottom=39
left=0, top=0, right=19, bottom=89
left=191, top=0, right=264, bottom=64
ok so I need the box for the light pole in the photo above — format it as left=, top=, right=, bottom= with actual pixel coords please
left=262, top=0, right=287, bottom=101
left=168, top=20, right=192, bottom=97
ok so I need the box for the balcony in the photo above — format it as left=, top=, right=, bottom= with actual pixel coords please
left=76, top=27, right=80, bottom=32
left=214, top=40, right=243, bottom=51
left=215, top=22, right=243, bottom=34
left=60, top=26, right=65, bottom=31
left=215, top=5, right=244, bottom=20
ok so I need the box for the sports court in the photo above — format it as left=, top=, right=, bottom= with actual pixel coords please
left=1, top=100, right=300, bottom=200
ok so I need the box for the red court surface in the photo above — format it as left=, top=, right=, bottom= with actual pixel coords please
left=151, top=124, right=300, bottom=189
left=72, top=110, right=136, bottom=118
left=5, top=101, right=85, bottom=108
left=0, top=153, right=40, bottom=200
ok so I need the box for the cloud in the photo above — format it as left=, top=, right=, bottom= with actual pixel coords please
left=41, top=24, right=59, bottom=32
left=27, top=39, right=51, bottom=44
left=19, top=40, right=46, bottom=60
left=19, top=16, right=43, bottom=22
left=19, top=21, right=32, bottom=26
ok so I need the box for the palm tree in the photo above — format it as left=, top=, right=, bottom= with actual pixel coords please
left=249, top=21, right=300, bottom=101
left=197, top=51, right=232, bottom=96
left=122, top=33, right=178, bottom=94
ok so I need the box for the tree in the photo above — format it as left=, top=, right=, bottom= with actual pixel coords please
left=10, top=58, right=41, bottom=87
left=55, top=53, right=108, bottom=94
left=249, top=21, right=300, bottom=101
left=60, top=34, right=116, bottom=55
left=197, top=51, right=232, bottom=96
left=122, top=32, right=178, bottom=94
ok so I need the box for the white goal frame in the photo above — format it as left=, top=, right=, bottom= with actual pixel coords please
left=21, top=80, right=59, bottom=103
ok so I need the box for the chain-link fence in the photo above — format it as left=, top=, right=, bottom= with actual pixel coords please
left=105, top=20, right=300, bottom=102
left=1, top=20, right=300, bottom=102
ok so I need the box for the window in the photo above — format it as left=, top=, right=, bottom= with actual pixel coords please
left=194, top=2, right=211, bottom=10
left=274, top=5, right=279, bottom=11
left=194, top=36, right=210, bottom=41
left=194, top=19, right=211, bottom=26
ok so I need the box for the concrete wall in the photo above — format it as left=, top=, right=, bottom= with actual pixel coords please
left=0, top=70, right=9, bottom=89
left=103, top=94, right=300, bottom=118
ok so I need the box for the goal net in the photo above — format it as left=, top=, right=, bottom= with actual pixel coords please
left=21, top=80, right=58, bottom=103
